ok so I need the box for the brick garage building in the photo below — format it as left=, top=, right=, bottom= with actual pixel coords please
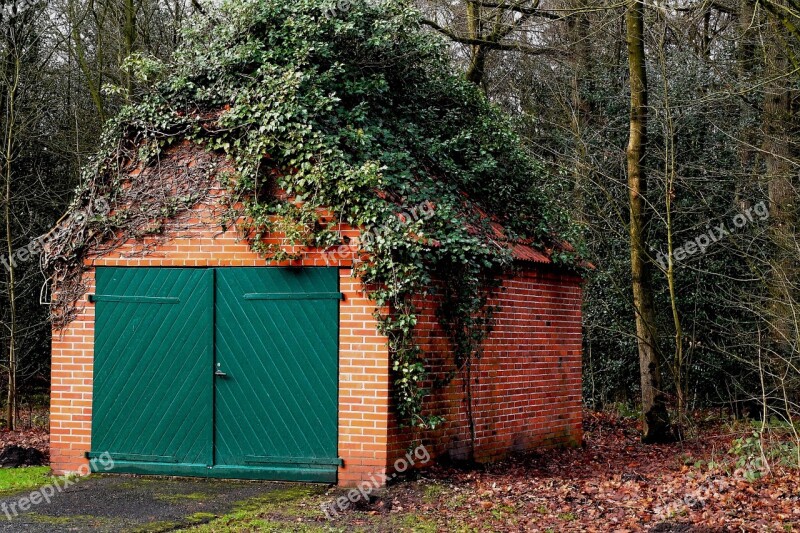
left=50, top=145, right=583, bottom=487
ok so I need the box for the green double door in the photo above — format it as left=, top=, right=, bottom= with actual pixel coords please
left=89, top=267, right=340, bottom=482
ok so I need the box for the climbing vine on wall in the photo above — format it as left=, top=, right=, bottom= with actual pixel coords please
left=44, top=0, right=582, bottom=428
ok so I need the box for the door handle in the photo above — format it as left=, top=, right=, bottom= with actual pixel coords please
left=214, top=370, right=227, bottom=377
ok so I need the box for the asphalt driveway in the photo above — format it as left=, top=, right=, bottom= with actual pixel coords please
left=0, top=475, right=322, bottom=532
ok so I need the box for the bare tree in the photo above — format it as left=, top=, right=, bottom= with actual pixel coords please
left=0, top=0, right=57, bottom=428
left=419, top=0, right=566, bottom=87
left=625, top=0, right=671, bottom=442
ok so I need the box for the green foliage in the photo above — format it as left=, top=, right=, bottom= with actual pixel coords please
left=729, top=431, right=769, bottom=481
left=730, top=420, right=800, bottom=471
left=0, top=467, right=53, bottom=496
left=55, top=0, right=578, bottom=427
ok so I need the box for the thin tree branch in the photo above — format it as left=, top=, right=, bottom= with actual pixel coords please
left=420, top=18, right=568, bottom=56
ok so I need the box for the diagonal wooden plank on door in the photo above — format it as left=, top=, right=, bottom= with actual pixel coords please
left=214, top=268, right=338, bottom=468
left=92, top=268, right=214, bottom=466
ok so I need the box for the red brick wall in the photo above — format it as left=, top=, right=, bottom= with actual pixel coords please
left=50, top=181, right=583, bottom=486
left=389, top=269, right=583, bottom=465
left=50, top=188, right=393, bottom=486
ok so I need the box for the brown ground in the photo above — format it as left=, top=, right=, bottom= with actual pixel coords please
left=0, top=411, right=798, bottom=531
left=330, top=411, right=800, bottom=532
left=0, top=426, right=48, bottom=463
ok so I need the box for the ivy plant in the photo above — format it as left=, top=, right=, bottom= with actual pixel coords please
left=47, top=0, right=582, bottom=429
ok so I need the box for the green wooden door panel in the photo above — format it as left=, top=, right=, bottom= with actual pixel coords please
left=90, top=267, right=339, bottom=482
left=91, top=267, right=214, bottom=467
left=214, top=268, right=339, bottom=471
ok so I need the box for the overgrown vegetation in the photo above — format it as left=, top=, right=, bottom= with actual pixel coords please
left=0, top=466, right=52, bottom=495
left=44, top=0, right=580, bottom=428
left=174, top=412, right=800, bottom=531
left=3, top=0, right=796, bottom=452
left=422, top=0, right=800, bottom=438
left=0, top=0, right=200, bottom=429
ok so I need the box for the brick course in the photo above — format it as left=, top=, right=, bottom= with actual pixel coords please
left=389, top=270, right=583, bottom=468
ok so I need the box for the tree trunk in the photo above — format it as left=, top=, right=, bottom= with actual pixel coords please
left=68, top=0, right=106, bottom=122
left=762, top=15, right=797, bottom=347
left=466, top=44, right=487, bottom=87
left=123, top=0, right=137, bottom=98
left=625, top=0, right=671, bottom=443
left=465, top=1, right=486, bottom=87
left=657, top=18, right=685, bottom=433
left=1, top=45, right=20, bottom=432
left=734, top=0, right=757, bottom=207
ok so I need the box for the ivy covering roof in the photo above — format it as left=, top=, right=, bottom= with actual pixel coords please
left=138, top=0, right=572, bottom=257
left=47, top=0, right=580, bottom=427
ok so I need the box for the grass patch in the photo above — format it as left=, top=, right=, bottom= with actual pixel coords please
left=491, top=503, right=517, bottom=520
left=27, top=514, right=75, bottom=525
left=609, top=402, right=641, bottom=420
left=446, top=492, right=468, bottom=509
left=154, top=492, right=210, bottom=503
left=422, top=482, right=447, bottom=502
left=180, top=515, right=328, bottom=532
left=189, top=512, right=217, bottom=521
left=396, top=513, right=439, bottom=533
left=132, top=512, right=219, bottom=533
left=175, top=485, right=330, bottom=532
left=29, top=514, right=119, bottom=528
left=0, top=466, right=53, bottom=495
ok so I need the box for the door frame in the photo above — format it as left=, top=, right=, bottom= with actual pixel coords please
left=88, top=266, right=341, bottom=482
